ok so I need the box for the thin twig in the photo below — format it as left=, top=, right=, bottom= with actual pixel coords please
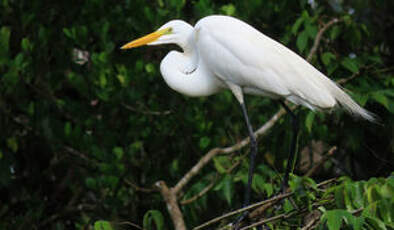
left=240, top=212, right=295, bottom=230
left=117, top=221, right=144, bottom=230
left=193, top=177, right=338, bottom=230
left=180, top=174, right=218, bottom=205
left=122, top=102, right=172, bottom=116
left=304, top=146, right=337, bottom=177
left=307, top=18, right=340, bottom=62
left=301, top=210, right=322, bottom=230
left=173, top=109, right=286, bottom=195
left=241, top=196, right=335, bottom=230
left=193, top=192, right=293, bottom=230
left=124, top=179, right=156, bottom=193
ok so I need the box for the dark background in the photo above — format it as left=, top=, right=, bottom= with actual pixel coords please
left=0, top=0, right=393, bottom=229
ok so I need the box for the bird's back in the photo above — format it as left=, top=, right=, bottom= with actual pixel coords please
left=195, top=15, right=375, bottom=121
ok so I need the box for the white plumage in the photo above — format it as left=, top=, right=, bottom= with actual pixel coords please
left=124, top=15, right=375, bottom=121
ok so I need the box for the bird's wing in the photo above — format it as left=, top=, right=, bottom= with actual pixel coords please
left=195, top=15, right=337, bottom=109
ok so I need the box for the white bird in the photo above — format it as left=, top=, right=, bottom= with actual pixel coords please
left=121, top=15, right=375, bottom=210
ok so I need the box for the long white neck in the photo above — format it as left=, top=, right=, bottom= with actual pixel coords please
left=160, top=50, right=223, bottom=97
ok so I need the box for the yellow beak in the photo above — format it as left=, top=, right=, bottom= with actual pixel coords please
left=120, top=28, right=171, bottom=49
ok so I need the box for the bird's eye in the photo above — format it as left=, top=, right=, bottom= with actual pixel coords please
left=165, top=27, right=173, bottom=34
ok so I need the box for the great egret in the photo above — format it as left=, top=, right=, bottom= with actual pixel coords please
left=121, top=15, right=375, bottom=210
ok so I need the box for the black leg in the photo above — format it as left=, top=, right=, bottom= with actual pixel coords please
left=232, top=102, right=258, bottom=229
left=279, top=101, right=299, bottom=192
left=240, top=102, right=258, bottom=207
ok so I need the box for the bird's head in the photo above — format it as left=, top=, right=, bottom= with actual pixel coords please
left=121, top=20, right=194, bottom=50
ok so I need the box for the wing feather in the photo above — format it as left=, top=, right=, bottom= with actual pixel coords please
left=195, top=15, right=336, bottom=109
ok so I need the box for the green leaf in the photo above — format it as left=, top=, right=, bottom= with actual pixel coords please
left=143, top=210, right=164, bottom=230
left=341, top=58, right=359, bottom=73
left=94, top=220, right=113, bottom=230
left=365, top=216, right=387, bottom=230
left=322, top=52, right=336, bottom=66
left=199, top=136, right=210, bottom=149
left=292, top=17, right=304, bottom=35
left=305, top=111, right=315, bottom=133
left=6, top=137, right=18, bottom=153
left=27, top=102, right=35, bottom=116
left=222, top=175, right=233, bottom=205
left=306, top=24, right=318, bottom=38
left=145, top=63, right=156, bottom=74
left=324, top=210, right=344, bottom=230
left=85, top=177, right=96, bottom=189
left=220, top=4, right=236, bottom=16
left=99, top=73, right=107, bottom=88
left=296, top=30, right=309, bottom=52
left=352, top=216, right=365, bottom=230
left=64, top=122, right=72, bottom=137
left=21, top=38, right=33, bottom=52
left=113, top=147, right=124, bottom=160
left=0, top=27, right=11, bottom=57
left=371, top=92, right=390, bottom=111
left=213, top=156, right=227, bottom=174
left=330, top=26, right=341, bottom=40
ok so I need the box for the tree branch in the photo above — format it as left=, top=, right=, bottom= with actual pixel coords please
left=193, top=177, right=338, bottom=230
left=304, top=146, right=337, bottom=177
left=173, top=108, right=286, bottom=195
left=155, top=181, right=187, bottom=230
left=307, top=18, right=340, bottom=62
left=180, top=174, right=218, bottom=205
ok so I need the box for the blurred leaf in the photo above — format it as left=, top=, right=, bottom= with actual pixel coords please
left=199, top=136, right=210, bottom=149
left=330, top=25, right=341, bottom=40
left=64, top=122, right=72, bottom=137
left=305, top=111, right=315, bottom=133
left=292, top=17, right=304, bottom=35
left=371, top=91, right=390, bottom=111
left=113, top=147, right=124, bottom=160
left=220, top=4, right=236, bottom=16
left=0, top=27, right=11, bottom=57
left=323, top=210, right=344, bottom=230
left=213, top=156, right=229, bottom=174
left=296, top=30, right=308, bottom=52
left=94, top=220, right=113, bottom=230
left=143, top=210, right=164, bottom=230
left=6, top=137, right=18, bottom=153
left=322, top=52, right=336, bottom=66
left=222, top=175, right=233, bottom=205
left=341, top=58, right=359, bottom=73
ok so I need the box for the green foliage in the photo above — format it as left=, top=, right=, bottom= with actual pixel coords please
left=319, top=176, right=394, bottom=230
left=143, top=210, right=165, bottom=230
left=0, top=0, right=392, bottom=229
left=94, top=221, right=114, bottom=230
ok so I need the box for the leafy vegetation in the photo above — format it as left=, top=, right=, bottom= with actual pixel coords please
left=0, top=0, right=393, bottom=229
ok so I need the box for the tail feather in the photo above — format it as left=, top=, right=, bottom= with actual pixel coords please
left=327, top=81, right=377, bottom=123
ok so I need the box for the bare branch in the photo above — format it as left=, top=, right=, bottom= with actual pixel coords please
left=180, top=174, right=218, bottom=205
left=307, top=18, right=340, bottom=62
left=124, top=179, right=157, bottom=193
left=156, top=181, right=187, bottom=230
left=304, top=146, right=337, bottom=177
left=117, top=221, right=144, bottom=230
left=301, top=210, right=322, bottom=230
left=193, top=177, right=338, bottom=230
left=122, top=102, right=172, bottom=116
left=173, top=108, right=286, bottom=195
left=193, top=192, right=294, bottom=230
